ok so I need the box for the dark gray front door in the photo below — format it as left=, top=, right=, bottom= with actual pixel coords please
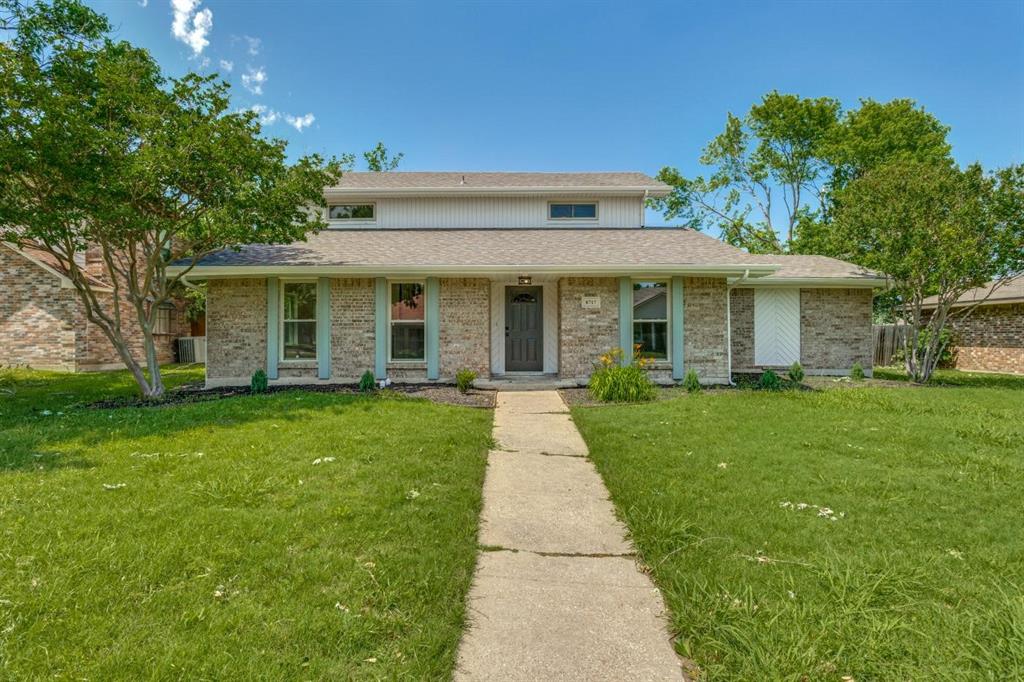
left=505, top=286, right=543, bottom=372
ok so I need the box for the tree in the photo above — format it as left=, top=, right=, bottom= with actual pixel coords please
left=0, top=0, right=342, bottom=397
left=363, top=141, right=403, bottom=172
left=829, top=161, right=1024, bottom=383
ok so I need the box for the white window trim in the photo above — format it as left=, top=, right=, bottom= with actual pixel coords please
left=327, top=202, right=377, bottom=226
left=279, top=279, right=318, bottom=364
left=632, top=279, right=671, bottom=363
left=547, top=200, right=599, bottom=223
left=388, top=279, right=427, bottom=363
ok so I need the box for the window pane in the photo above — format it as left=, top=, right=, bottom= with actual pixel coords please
left=329, top=204, right=374, bottom=220
left=549, top=203, right=572, bottom=219
left=633, top=281, right=667, bottom=320
left=572, top=203, right=596, bottom=218
left=392, top=323, right=425, bottom=360
left=284, top=282, right=316, bottom=320
left=283, top=321, right=317, bottom=359
left=391, top=283, right=424, bottom=321
left=633, top=321, right=668, bottom=359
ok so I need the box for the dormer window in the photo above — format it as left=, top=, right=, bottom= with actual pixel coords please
left=328, top=203, right=375, bottom=221
left=549, top=202, right=597, bottom=220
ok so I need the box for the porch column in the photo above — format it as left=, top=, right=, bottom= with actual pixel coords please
left=425, top=277, right=440, bottom=380
left=266, top=277, right=279, bottom=379
left=316, top=277, right=331, bottom=380
left=374, top=277, right=387, bottom=378
left=618, top=277, right=632, bottom=365
left=671, top=276, right=685, bottom=380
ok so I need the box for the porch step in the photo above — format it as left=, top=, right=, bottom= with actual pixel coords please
left=475, top=375, right=582, bottom=391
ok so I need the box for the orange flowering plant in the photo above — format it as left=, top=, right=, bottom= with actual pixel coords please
left=589, top=345, right=656, bottom=402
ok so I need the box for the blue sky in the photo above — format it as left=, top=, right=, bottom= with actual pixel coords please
left=91, top=0, right=1022, bottom=220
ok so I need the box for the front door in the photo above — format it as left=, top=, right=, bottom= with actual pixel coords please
left=505, top=286, right=543, bottom=372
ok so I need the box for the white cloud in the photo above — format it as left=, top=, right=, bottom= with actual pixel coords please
left=241, top=66, right=267, bottom=95
left=171, top=0, right=213, bottom=55
left=285, top=113, right=315, bottom=132
left=219, top=59, right=234, bottom=72
left=250, top=104, right=279, bottom=126
left=138, top=0, right=148, bottom=7
left=245, top=36, right=261, bottom=56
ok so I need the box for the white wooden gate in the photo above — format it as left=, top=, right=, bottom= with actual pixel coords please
left=754, top=289, right=800, bottom=366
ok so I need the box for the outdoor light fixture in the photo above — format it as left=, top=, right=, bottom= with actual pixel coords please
left=518, top=276, right=532, bottom=285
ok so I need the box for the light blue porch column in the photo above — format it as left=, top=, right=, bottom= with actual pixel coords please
left=316, top=277, right=331, bottom=380
left=266, top=277, right=279, bottom=379
left=671, top=276, right=685, bottom=380
left=426, top=277, right=440, bottom=380
left=618, top=277, right=633, bottom=364
left=374, top=277, right=387, bottom=378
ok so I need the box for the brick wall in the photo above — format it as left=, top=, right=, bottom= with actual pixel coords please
left=0, top=247, right=79, bottom=370
left=729, top=288, right=755, bottom=371
left=440, top=278, right=490, bottom=377
left=800, top=288, right=873, bottom=370
left=330, top=278, right=376, bottom=379
left=206, top=278, right=267, bottom=379
left=558, top=277, right=619, bottom=379
left=684, top=277, right=729, bottom=380
left=945, top=302, right=1024, bottom=374
left=77, top=292, right=187, bottom=370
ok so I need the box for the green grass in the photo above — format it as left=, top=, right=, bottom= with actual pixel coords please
left=0, top=367, right=493, bottom=679
left=572, top=376, right=1024, bottom=680
left=875, top=365, right=1024, bottom=389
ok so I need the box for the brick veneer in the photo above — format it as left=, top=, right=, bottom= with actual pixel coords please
left=330, top=278, right=375, bottom=379
left=0, top=247, right=185, bottom=371
left=439, top=278, right=490, bottom=377
left=684, top=277, right=730, bottom=381
left=206, top=278, right=267, bottom=379
left=944, top=302, right=1024, bottom=375
left=558, top=277, right=619, bottom=379
left=729, top=288, right=755, bottom=371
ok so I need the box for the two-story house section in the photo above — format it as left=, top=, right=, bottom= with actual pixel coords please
left=171, top=172, right=882, bottom=387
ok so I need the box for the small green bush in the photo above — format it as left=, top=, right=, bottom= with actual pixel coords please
left=250, top=369, right=268, bottom=394
left=788, top=361, right=804, bottom=385
left=758, top=368, right=782, bottom=391
left=589, top=364, right=656, bottom=402
left=455, top=369, right=477, bottom=394
left=851, top=363, right=866, bottom=381
left=358, top=370, right=376, bottom=392
left=682, top=369, right=701, bottom=393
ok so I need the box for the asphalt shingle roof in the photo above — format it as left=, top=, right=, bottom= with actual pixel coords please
left=921, top=274, right=1024, bottom=308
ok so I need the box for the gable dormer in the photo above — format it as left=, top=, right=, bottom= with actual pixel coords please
left=322, top=172, right=670, bottom=229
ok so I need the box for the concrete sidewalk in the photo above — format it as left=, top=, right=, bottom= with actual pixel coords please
left=454, top=391, right=684, bottom=681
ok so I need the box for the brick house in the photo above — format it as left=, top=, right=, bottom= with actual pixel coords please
left=169, top=172, right=883, bottom=387
left=0, top=243, right=188, bottom=371
left=921, top=275, right=1024, bottom=375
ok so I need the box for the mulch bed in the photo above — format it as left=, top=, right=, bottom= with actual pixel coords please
left=86, top=382, right=496, bottom=410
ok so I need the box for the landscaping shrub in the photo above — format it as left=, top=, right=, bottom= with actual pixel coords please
left=758, top=368, right=782, bottom=391
left=787, top=361, right=804, bottom=384
left=682, top=369, right=701, bottom=393
left=892, top=327, right=954, bottom=368
left=589, top=346, right=656, bottom=403
left=358, top=370, right=376, bottom=392
left=455, top=369, right=477, bottom=394
left=851, top=362, right=866, bottom=381
left=250, top=369, right=268, bottom=394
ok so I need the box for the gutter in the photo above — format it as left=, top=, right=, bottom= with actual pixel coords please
left=167, top=263, right=781, bottom=278
left=324, top=186, right=672, bottom=198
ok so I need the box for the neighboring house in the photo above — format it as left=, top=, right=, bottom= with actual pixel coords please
left=921, top=275, right=1024, bottom=375
left=170, top=172, right=883, bottom=387
left=0, top=243, right=188, bottom=371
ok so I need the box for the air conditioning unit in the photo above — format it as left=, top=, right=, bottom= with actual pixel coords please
left=177, top=336, right=207, bottom=364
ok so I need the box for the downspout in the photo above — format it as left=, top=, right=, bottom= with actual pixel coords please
left=725, top=268, right=750, bottom=385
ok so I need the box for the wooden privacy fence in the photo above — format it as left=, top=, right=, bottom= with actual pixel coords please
left=873, top=324, right=908, bottom=367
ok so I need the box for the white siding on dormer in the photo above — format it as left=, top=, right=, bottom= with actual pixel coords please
left=326, top=195, right=643, bottom=229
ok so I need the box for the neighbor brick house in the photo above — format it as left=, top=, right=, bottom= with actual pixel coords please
left=921, top=275, right=1024, bottom=375
left=0, top=243, right=188, bottom=371
left=169, top=172, right=883, bottom=387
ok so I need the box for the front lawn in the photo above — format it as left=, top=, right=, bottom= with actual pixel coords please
left=571, top=378, right=1024, bottom=680
left=0, top=367, right=493, bottom=679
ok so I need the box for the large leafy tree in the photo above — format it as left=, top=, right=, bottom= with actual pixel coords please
left=0, top=0, right=342, bottom=397
left=829, top=161, right=1024, bottom=383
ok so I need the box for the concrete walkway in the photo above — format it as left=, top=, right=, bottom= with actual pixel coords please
left=454, top=391, right=684, bottom=681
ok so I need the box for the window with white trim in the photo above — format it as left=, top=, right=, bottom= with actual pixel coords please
left=282, top=282, right=317, bottom=360
left=632, top=281, right=669, bottom=360
left=548, top=202, right=597, bottom=220
left=328, top=203, right=375, bottom=221
left=390, top=281, right=425, bottom=361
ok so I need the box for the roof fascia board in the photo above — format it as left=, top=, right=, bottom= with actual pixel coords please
left=734, top=276, right=887, bottom=288
left=324, top=186, right=671, bottom=198
left=169, top=263, right=779, bottom=278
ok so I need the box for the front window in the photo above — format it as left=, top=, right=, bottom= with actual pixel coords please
left=154, top=303, right=174, bottom=335
left=282, top=282, right=317, bottom=360
left=390, top=282, right=425, bottom=361
left=633, top=281, right=668, bottom=360
left=328, top=203, right=375, bottom=220
left=549, top=202, right=597, bottom=220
